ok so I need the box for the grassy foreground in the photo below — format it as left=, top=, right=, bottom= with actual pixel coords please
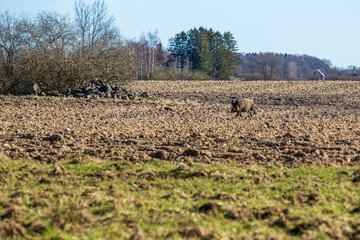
left=1, top=157, right=360, bottom=239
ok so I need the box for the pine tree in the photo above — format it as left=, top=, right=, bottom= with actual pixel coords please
left=186, top=28, right=200, bottom=70
left=168, top=27, right=238, bottom=79
left=168, top=31, right=188, bottom=70
left=198, top=27, right=214, bottom=75
left=212, top=31, right=225, bottom=79
left=221, top=32, right=239, bottom=80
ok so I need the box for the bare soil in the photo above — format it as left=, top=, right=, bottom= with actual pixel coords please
left=1, top=80, right=360, bottom=167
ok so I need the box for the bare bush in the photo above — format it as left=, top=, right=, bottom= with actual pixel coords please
left=150, top=67, right=211, bottom=80
left=17, top=11, right=76, bottom=92
left=0, top=1, right=136, bottom=95
left=0, top=11, right=30, bottom=93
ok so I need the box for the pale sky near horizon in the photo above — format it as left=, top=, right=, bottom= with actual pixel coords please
left=1, top=0, right=359, bottom=68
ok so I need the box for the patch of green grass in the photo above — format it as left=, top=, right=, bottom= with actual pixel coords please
left=0, top=156, right=360, bottom=239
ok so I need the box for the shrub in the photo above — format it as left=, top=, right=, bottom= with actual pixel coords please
left=150, top=67, right=211, bottom=80
left=0, top=2, right=136, bottom=95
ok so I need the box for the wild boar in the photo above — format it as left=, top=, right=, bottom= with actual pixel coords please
left=231, top=99, right=256, bottom=117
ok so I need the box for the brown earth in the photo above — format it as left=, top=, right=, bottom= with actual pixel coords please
left=0, top=80, right=360, bottom=167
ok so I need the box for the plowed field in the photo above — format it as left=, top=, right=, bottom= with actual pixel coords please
left=1, top=80, right=359, bottom=167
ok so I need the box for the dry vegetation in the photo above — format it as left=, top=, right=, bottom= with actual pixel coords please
left=1, top=80, right=360, bottom=239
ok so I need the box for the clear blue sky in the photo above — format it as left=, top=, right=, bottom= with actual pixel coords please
left=2, top=0, right=359, bottom=68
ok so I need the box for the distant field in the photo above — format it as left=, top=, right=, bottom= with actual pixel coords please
left=1, top=80, right=360, bottom=239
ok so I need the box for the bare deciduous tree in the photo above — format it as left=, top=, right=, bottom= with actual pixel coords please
left=255, top=53, right=282, bottom=80
left=72, top=0, right=134, bottom=86
left=129, top=30, right=163, bottom=80
left=74, top=0, right=118, bottom=54
left=287, top=61, right=298, bottom=79
left=0, top=11, right=29, bottom=92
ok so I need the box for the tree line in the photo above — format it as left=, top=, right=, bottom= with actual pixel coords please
left=168, top=27, right=238, bottom=80
left=236, top=53, right=360, bottom=81
left=237, top=53, right=331, bottom=80
left=1, top=0, right=359, bottom=94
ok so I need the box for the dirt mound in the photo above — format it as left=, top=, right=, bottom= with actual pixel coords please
left=0, top=221, right=26, bottom=239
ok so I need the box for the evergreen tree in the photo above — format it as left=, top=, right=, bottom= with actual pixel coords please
left=186, top=28, right=200, bottom=70
left=198, top=27, right=214, bottom=75
left=221, top=32, right=239, bottom=79
left=213, top=31, right=225, bottom=79
left=168, top=27, right=238, bottom=79
left=168, top=31, right=188, bottom=70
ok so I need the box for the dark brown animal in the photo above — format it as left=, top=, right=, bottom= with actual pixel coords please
left=231, top=99, right=256, bottom=117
